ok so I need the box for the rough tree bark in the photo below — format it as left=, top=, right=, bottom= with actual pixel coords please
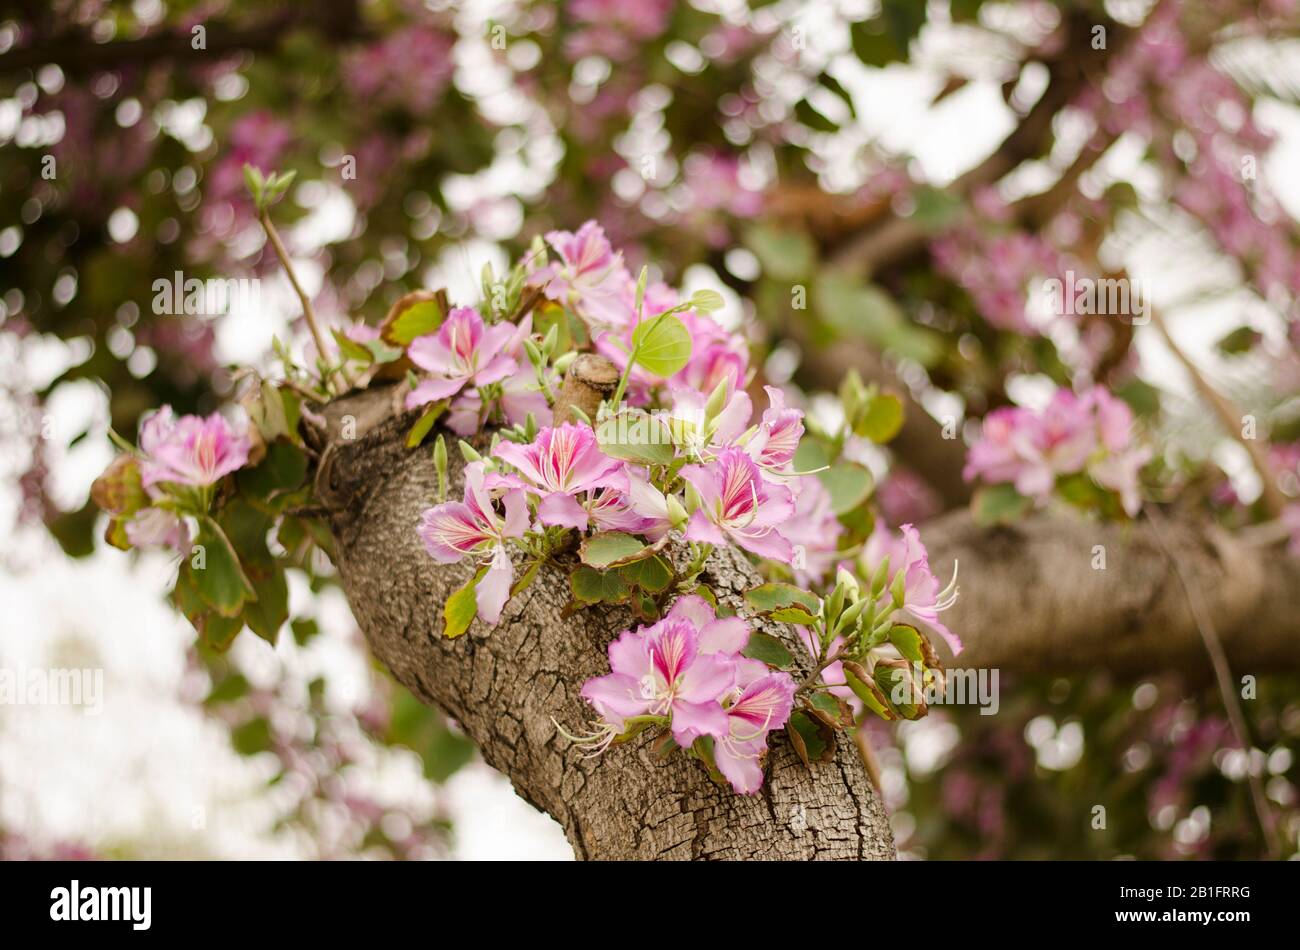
left=311, top=386, right=895, bottom=861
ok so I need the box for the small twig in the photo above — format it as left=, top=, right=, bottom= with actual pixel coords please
left=258, top=209, right=353, bottom=394
left=1144, top=506, right=1281, bottom=859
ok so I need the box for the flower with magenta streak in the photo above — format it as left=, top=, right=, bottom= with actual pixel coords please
left=137, top=406, right=252, bottom=489
left=681, top=448, right=796, bottom=562
left=417, top=461, right=530, bottom=624
left=491, top=423, right=626, bottom=530
left=747, top=385, right=804, bottom=471
left=860, top=522, right=962, bottom=656
left=579, top=603, right=741, bottom=748
left=713, top=664, right=797, bottom=795
left=532, top=221, right=635, bottom=333
left=406, top=306, right=519, bottom=410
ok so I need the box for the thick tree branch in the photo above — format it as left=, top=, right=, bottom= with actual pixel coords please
left=314, top=386, right=894, bottom=861
left=919, top=509, right=1300, bottom=676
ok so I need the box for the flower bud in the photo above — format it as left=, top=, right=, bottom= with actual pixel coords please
left=665, top=494, right=689, bottom=528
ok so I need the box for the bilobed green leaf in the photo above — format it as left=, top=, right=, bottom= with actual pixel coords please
left=596, top=411, right=675, bottom=464
left=857, top=391, right=904, bottom=443
left=569, top=566, right=632, bottom=605
left=381, top=293, right=444, bottom=346
left=237, top=440, right=307, bottom=499
left=787, top=710, right=833, bottom=765
left=631, top=312, right=692, bottom=378
left=618, top=554, right=674, bottom=593
left=188, top=517, right=256, bottom=618
left=808, top=691, right=851, bottom=728
left=745, top=582, right=821, bottom=615
left=741, top=631, right=795, bottom=669
left=971, top=483, right=1032, bottom=525
left=817, top=462, right=874, bottom=515
left=443, top=570, right=483, bottom=639
left=771, top=606, right=819, bottom=626
left=579, top=531, right=651, bottom=568
left=843, top=662, right=895, bottom=721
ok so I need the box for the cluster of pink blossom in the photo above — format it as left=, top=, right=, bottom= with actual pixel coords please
left=563, top=0, right=674, bottom=61
left=578, top=596, right=797, bottom=794
left=405, top=306, right=551, bottom=437
left=964, top=385, right=1151, bottom=515
left=931, top=226, right=1065, bottom=334
left=344, top=26, right=455, bottom=115
left=108, top=407, right=255, bottom=552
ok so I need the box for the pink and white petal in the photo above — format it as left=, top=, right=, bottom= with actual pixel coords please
left=698, top=617, right=749, bottom=656
left=537, top=492, right=589, bottom=529
left=475, top=549, right=514, bottom=625
left=732, top=525, right=794, bottom=562
left=669, top=699, right=731, bottom=747
left=675, top=652, right=736, bottom=705
left=473, top=354, right=517, bottom=387
left=501, top=489, right=531, bottom=538
left=714, top=737, right=767, bottom=795
left=492, top=440, right=545, bottom=485
left=607, top=627, right=655, bottom=679
left=679, top=463, right=721, bottom=508
left=684, top=509, right=726, bottom=546
left=666, top=594, right=715, bottom=630
left=405, top=375, right=466, bottom=409
left=580, top=673, right=654, bottom=729
left=712, top=391, right=753, bottom=445
left=406, top=335, right=456, bottom=376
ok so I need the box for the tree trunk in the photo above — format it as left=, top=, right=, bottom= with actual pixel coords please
left=311, top=387, right=895, bottom=860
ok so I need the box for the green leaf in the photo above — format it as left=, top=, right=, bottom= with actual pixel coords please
left=971, top=483, right=1032, bottom=525
left=569, top=566, right=631, bottom=605
left=90, top=456, right=148, bottom=517
left=817, top=462, right=874, bottom=515
left=787, top=710, right=833, bottom=765
left=443, top=571, right=482, bottom=639
left=690, top=289, right=725, bottom=312
left=741, top=631, right=795, bottom=669
left=332, top=328, right=374, bottom=365
left=745, top=224, right=815, bottom=281
left=381, top=294, right=444, bottom=346
left=771, top=606, right=819, bottom=626
left=187, top=518, right=256, bottom=618
left=808, top=691, right=850, bottom=728
left=631, top=312, right=692, bottom=378
left=596, top=411, right=676, bottom=464
left=618, top=555, right=674, bottom=593
left=218, top=499, right=287, bottom=643
left=237, top=441, right=307, bottom=500
left=857, top=391, right=904, bottom=443
left=843, top=663, right=895, bottom=721
left=888, top=623, right=925, bottom=665
left=580, top=531, right=652, bottom=568
left=406, top=400, right=448, bottom=447
left=745, top=582, right=821, bottom=615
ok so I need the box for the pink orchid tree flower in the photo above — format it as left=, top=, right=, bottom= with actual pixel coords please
left=491, top=423, right=626, bottom=530
left=417, top=461, right=530, bottom=625
left=860, top=522, right=962, bottom=656
left=579, top=614, right=737, bottom=748
left=138, top=406, right=252, bottom=489
left=680, top=447, right=796, bottom=561
left=746, top=385, right=805, bottom=472
left=406, top=306, right=519, bottom=410
left=665, top=383, right=752, bottom=460
left=531, top=221, right=635, bottom=333
left=443, top=318, right=551, bottom=437
left=713, top=664, right=798, bottom=794
left=677, top=311, right=749, bottom=395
